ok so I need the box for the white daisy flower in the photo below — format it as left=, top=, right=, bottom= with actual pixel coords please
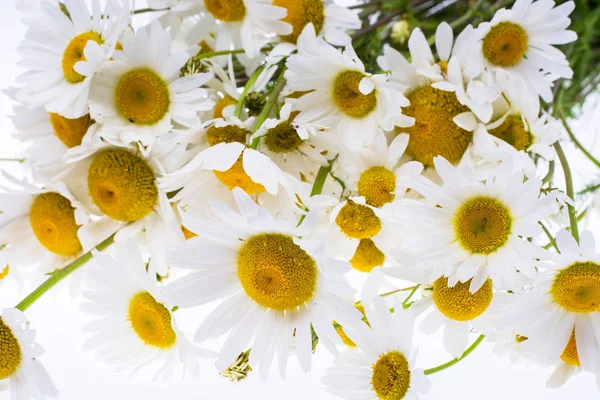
left=162, top=188, right=362, bottom=379
left=16, top=0, right=127, bottom=118
left=88, top=21, right=214, bottom=149
left=396, top=156, right=554, bottom=292
left=487, top=329, right=530, bottom=363
left=82, top=240, right=214, bottom=380
left=0, top=308, right=58, bottom=400
left=465, top=0, right=577, bottom=102
left=147, top=0, right=203, bottom=37
left=323, top=297, right=431, bottom=400
left=285, top=24, right=411, bottom=150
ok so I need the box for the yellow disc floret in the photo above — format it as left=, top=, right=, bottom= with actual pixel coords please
left=0, top=317, right=21, bottom=380
left=115, top=68, right=170, bottom=125
left=264, top=121, right=304, bottom=153
left=29, top=192, right=82, bottom=256
left=206, top=125, right=249, bottom=147
left=358, top=166, right=396, bottom=208
left=333, top=71, right=377, bottom=119
left=350, top=239, right=385, bottom=273
left=237, top=233, right=317, bottom=310
left=489, top=114, right=532, bottom=151
left=560, top=330, right=580, bottom=367
left=551, top=262, right=600, bottom=313
left=88, top=148, right=158, bottom=222
left=335, top=201, right=382, bottom=239
left=62, top=32, right=103, bottom=84
left=214, top=158, right=266, bottom=194
left=49, top=113, right=93, bottom=148
left=273, top=0, right=325, bottom=44
left=454, top=196, right=512, bottom=254
left=482, top=22, right=529, bottom=67
left=403, top=86, right=471, bottom=167
left=371, top=351, right=411, bottom=400
left=204, top=0, right=246, bottom=22
left=128, top=292, right=177, bottom=348
left=433, top=277, right=493, bottom=321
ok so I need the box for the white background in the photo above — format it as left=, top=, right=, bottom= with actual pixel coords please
left=1, top=0, right=600, bottom=399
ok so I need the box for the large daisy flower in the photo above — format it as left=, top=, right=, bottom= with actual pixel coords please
left=396, top=156, right=554, bottom=292
left=82, top=240, right=214, bottom=380
left=0, top=308, right=58, bottom=399
left=88, top=21, right=214, bottom=149
left=285, top=24, right=411, bottom=150
left=162, top=188, right=362, bottom=379
left=323, top=297, right=431, bottom=400
left=16, top=0, right=127, bottom=118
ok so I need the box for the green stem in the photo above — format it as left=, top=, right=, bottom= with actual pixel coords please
left=196, top=49, right=245, bottom=60
left=539, top=222, right=559, bottom=253
left=542, top=161, right=555, bottom=186
left=15, top=234, right=116, bottom=311
left=554, top=142, right=580, bottom=243
left=424, top=334, right=486, bottom=375
left=250, top=73, right=287, bottom=149
left=234, top=65, right=265, bottom=118
left=296, top=157, right=337, bottom=228
left=559, top=111, right=600, bottom=169
left=132, top=7, right=169, bottom=15
left=0, top=158, right=24, bottom=163
left=402, top=284, right=420, bottom=307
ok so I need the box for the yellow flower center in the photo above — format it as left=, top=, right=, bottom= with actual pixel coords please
left=213, top=96, right=238, bottom=119
left=206, top=125, right=249, bottom=147
left=333, top=71, right=377, bottom=119
left=0, top=266, right=9, bottom=281
left=88, top=148, right=158, bottom=222
left=454, top=196, right=512, bottom=254
left=264, top=121, right=304, bottom=153
left=204, top=0, right=246, bottom=22
left=350, top=239, right=385, bottom=273
left=273, top=0, right=325, bottom=44
left=482, top=22, right=529, bottom=67
left=433, top=277, right=493, bottom=321
left=214, top=158, right=266, bottom=194
left=560, top=330, right=580, bottom=367
left=128, top=292, right=177, bottom=348
left=62, top=32, right=103, bottom=84
left=403, top=86, right=471, bottom=167
left=237, top=233, right=317, bottom=310
left=29, top=192, right=82, bottom=256
left=335, top=201, right=382, bottom=239
left=358, top=166, right=396, bottom=208
left=115, top=68, right=171, bottom=125
left=489, top=114, right=532, bottom=151
left=371, top=351, right=411, bottom=400
left=551, top=262, right=600, bottom=313
left=49, top=113, right=93, bottom=148
left=0, top=317, right=22, bottom=380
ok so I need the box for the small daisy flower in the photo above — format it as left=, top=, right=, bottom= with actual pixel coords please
left=0, top=308, right=58, bottom=399
left=488, top=329, right=530, bottom=363
left=323, top=297, right=431, bottom=400
left=163, top=188, right=362, bottom=379
left=16, top=0, right=127, bottom=118
left=82, top=240, right=214, bottom=380
left=88, top=21, right=214, bottom=149
left=285, top=24, right=410, bottom=150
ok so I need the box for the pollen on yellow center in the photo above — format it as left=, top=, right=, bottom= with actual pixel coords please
left=265, top=121, right=304, bottom=153
left=214, top=158, right=266, bottom=194
left=358, top=166, right=396, bottom=208
left=371, top=351, right=411, bottom=400
left=489, top=114, right=532, bottom=151
left=128, top=292, right=177, bottom=349
left=560, top=330, right=580, bottom=367
left=335, top=201, right=382, bottom=239
left=213, top=96, right=238, bottom=119
left=0, top=317, right=22, bottom=380
left=482, top=22, right=529, bottom=67
left=115, top=68, right=170, bottom=125
left=237, top=233, right=317, bottom=310
left=204, top=0, right=246, bottom=22
left=88, top=148, right=158, bottom=222
left=62, top=32, right=103, bottom=84
left=454, top=196, right=512, bottom=254
left=29, top=192, right=82, bottom=256
left=206, top=125, right=249, bottom=146
left=333, top=70, right=377, bottom=119
left=551, top=262, right=600, bottom=313
left=402, top=85, right=471, bottom=167
left=350, top=239, right=385, bottom=273
left=433, top=277, right=493, bottom=321
left=49, top=113, right=93, bottom=148
left=273, top=0, right=325, bottom=44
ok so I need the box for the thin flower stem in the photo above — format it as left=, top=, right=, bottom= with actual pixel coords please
left=402, top=284, right=420, bottom=307
left=423, top=334, right=486, bottom=375
left=539, top=222, right=559, bottom=253
left=15, top=234, right=116, bottom=312
left=559, top=110, right=600, bottom=169
left=250, top=73, right=287, bottom=149
left=196, top=49, right=245, bottom=60
left=542, top=160, right=555, bottom=186
left=0, top=158, right=24, bottom=163
left=234, top=65, right=266, bottom=118
left=554, top=142, right=580, bottom=243
left=132, top=7, right=169, bottom=15
left=380, top=286, right=418, bottom=298
left=352, top=8, right=403, bottom=41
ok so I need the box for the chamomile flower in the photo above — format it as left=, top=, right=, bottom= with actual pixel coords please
left=16, top=0, right=126, bottom=118
left=285, top=24, right=411, bottom=150
left=147, top=0, right=202, bottom=36
left=466, top=0, right=577, bottom=102
left=88, top=21, right=214, bottom=149
left=163, top=188, right=362, bottom=379
left=323, top=297, right=431, bottom=400
left=82, top=240, right=214, bottom=380
left=0, top=308, right=58, bottom=400
left=396, top=156, right=553, bottom=292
